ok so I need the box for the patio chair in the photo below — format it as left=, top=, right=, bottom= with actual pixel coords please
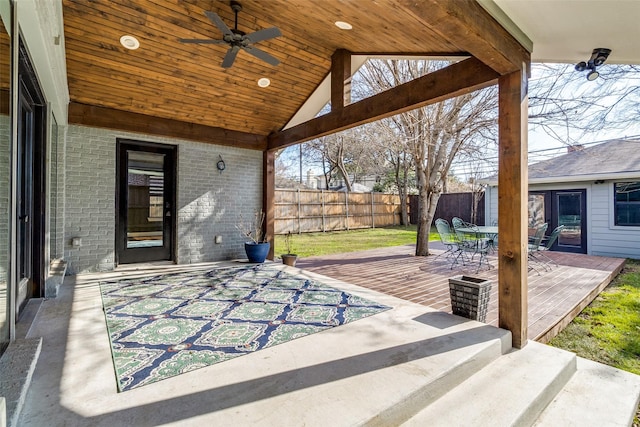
left=452, top=223, right=492, bottom=273
left=535, top=225, right=565, bottom=269
left=527, top=222, right=549, bottom=274
left=487, top=219, right=498, bottom=252
left=434, top=218, right=461, bottom=267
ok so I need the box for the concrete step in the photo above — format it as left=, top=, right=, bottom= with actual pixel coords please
left=401, top=341, right=577, bottom=427
left=0, top=338, right=42, bottom=427
left=533, top=357, right=640, bottom=427
left=358, top=312, right=512, bottom=426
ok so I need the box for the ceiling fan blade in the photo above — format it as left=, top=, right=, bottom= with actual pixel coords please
left=245, top=27, right=282, bottom=44
left=221, top=46, right=240, bottom=68
left=205, top=11, right=233, bottom=37
left=179, top=38, right=227, bottom=44
left=243, top=46, right=280, bottom=66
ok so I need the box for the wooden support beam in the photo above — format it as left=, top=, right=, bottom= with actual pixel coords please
left=68, top=102, right=267, bottom=151
left=397, top=0, right=530, bottom=75
left=331, top=49, right=352, bottom=111
left=498, top=66, right=529, bottom=349
left=263, top=150, right=276, bottom=260
left=268, top=57, right=498, bottom=150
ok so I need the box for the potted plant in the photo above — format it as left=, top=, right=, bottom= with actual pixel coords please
left=281, top=231, right=298, bottom=266
left=235, top=210, right=270, bottom=263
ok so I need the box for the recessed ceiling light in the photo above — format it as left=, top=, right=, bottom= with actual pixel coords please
left=120, top=35, right=140, bottom=50
left=334, top=21, right=353, bottom=30
left=257, top=78, right=271, bottom=88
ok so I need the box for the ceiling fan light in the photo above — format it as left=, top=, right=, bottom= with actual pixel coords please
left=120, top=35, right=140, bottom=50
left=257, top=78, right=271, bottom=88
left=334, top=21, right=353, bottom=30
left=586, top=70, right=599, bottom=81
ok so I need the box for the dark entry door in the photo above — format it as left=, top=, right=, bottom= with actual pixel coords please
left=15, top=41, right=47, bottom=318
left=528, top=189, right=587, bottom=254
left=116, top=140, right=176, bottom=264
left=16, top=82, right=34, bottom=314
left=552, top=190, right=587, bottom=253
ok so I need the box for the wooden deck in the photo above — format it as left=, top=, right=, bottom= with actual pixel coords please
left=296, top=244, right=625, bottom=342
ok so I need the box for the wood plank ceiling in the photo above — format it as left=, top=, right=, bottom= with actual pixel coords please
left=62, top=0, right=527, bottom=145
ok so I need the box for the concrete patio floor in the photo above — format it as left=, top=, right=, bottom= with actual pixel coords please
left=297, top=243, right=626, bottom=342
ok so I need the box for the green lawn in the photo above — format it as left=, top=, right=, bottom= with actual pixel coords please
left=548, top=259, right=640, bottom=425
left=549, top=259, right=640, bottom=375
left=273, top=225, right=439, bottom=257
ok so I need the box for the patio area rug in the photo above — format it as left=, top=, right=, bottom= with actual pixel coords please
left=100, top=264, right=391, bottom=391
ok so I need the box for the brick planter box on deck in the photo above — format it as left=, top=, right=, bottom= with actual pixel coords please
left=449, top=275, right=492, bottom=322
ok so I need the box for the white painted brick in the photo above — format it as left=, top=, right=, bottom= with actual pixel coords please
left=59, top=125, right=262, bottom=273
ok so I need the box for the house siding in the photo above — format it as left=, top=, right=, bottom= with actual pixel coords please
left=590, top=181, right=640, bottom=259
left=61, top=125, right=263, bottom=274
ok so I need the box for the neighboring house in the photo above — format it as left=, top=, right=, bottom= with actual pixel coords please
left=305, top=170, right=379, bottom=192
left=483, top=139, right=640, bottom=259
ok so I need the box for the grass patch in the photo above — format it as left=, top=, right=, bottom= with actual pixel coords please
left=549, top=259, right=640, bottom=424
left=273, top=225, right=439, bottom=258
left=549, top=259, right=640, bottom=374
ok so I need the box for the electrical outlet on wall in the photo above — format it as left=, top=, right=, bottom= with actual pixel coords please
left=215, top=235, right=222, bottom=244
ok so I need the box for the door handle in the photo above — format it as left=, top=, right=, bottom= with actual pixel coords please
left=19, top=215, right=29, bottom=223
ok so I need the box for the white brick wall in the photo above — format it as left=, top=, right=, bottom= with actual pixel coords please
left=62, top=125, right=263, bottom=273
left=0, top=115, right=9, bottom=285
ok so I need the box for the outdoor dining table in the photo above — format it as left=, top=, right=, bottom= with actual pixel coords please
left=455, top=225, right=499, bottom=236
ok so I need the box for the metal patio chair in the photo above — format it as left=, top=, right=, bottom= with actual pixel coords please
left=536, top=225, right=565, bottom=269
left=434, top=218, right=461, bottom=267
left=527, top=222, right=549, bottom=274
left=451, top=219, right=492, bottom=273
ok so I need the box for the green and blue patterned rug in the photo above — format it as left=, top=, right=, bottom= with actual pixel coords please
left=100, top=264, right=390, bottom=391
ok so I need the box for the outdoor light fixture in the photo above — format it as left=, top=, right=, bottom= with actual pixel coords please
left=216, top=155, right=226, bottom=173
left=575, top=48, right=611, bottom=81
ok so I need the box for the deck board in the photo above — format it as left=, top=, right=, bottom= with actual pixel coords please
left=296, top=244, right=625, bottom=342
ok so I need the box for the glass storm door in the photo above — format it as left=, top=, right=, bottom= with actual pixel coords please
left=16, top=83, right=34, bottom=315
left=528, top=190, right=587, bottom=254
left=554, top=190, right=587, bottom=253
left=117, top=141, right=176, bottom=264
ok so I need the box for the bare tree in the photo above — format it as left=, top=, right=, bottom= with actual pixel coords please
left=306, top=126, right=383, bottom=191
left=357, top=59, right=498, bottom=255
left=529, top=63, right=640, bottom=143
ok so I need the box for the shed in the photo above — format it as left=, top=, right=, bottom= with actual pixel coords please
left=484, top=139, right=640, bottom=258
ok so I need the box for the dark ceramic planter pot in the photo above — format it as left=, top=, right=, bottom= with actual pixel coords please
left=244, top=242, right=270, bottom=263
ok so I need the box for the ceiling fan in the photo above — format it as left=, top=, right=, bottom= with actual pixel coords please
left=179, top=1, right=282, bottom=68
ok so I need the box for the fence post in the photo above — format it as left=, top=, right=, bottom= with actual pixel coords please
left=371, top=192, right=375, bottom=229
left=297, top=188, right=302, bottom=234
left=321, top=189, right=326, bottom=232
left=345, top=191, right=350, bottom=231
left=393, top=196, right=397, bottom=226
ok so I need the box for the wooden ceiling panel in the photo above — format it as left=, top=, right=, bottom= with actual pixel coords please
left=62, top=0, right=528, bottom=137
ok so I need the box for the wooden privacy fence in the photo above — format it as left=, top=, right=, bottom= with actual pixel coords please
left=408, top=192, right=485, bottom=225
left=274, top=189, right=403, bottom=234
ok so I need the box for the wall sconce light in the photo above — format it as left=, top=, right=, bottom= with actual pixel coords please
left=216, top=155, right=226, bottom=173
left=575, top=48, right=611, bottom=81
left=594, top=180, right=605, bottom=184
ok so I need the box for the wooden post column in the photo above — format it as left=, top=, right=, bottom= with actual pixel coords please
left=263, top=149, right=276, bottom=260
left=498, top=66, right=529, bottom=349
left=331, top=49, right=351, bottom=111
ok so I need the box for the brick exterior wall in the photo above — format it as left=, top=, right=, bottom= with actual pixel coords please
left=61, top=125, right=263, bottom=274
left=0, top=115, right=9, bottom=286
